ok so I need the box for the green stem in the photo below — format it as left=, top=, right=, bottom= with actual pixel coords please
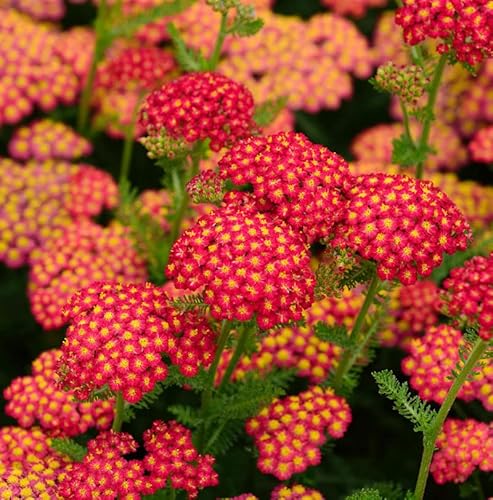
left=112, top=391, right=125, bottom=432
left=169, top=167, right=188, bottom=244
left=208, top=12, right=228, bottom=70
left=415, top=53, right=447, bottom=179
left=332, top=270, right=380, bottom=391
left=413, top=337, right=489, bottom=500
left=118, top=96, right=142, bottom=188
left=400, top=100, right=414, bottom=149
left=219, top=324, right=253, bottom=391
left=197, top=320, right=231, bottom=451
left=77, top=0, right=107, bottom=133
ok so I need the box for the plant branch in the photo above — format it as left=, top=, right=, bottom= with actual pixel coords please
left=112, top=391, right=125, bottom=432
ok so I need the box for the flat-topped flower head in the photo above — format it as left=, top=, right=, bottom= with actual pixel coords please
left=28, top=220, right=147, bottom=330
left=0, top=465, right=59, bottom=500
left=8, top=119, right=92, bottom=161
left=59, top=282, right=216, bottom=403
left=402, top=323, right=493, bottom=410
left=96, top=46, right=176, bottom=92
left=271, top=484, right=325, bottom=500
left=440, top=253, right=493, bottom=340
left=139, top=72, right=255, bottom=152
left=395, top=0, right=493, bottom=65
left=246, top=386, right=351, bottom=480
left=58, top=430, right=148, bottom=499
left=332, top=173, right=472, bottom=284
left=430, top=418, right=493, bottom=484
left=65, top=165, right=119, bottom=217
left=4, top=349, right=114, bottom=437
left=143, top=420, right=218, bottom=498
left=218, top=132, right=351, bottom=243
left=167, top=194, right=315, bottom=329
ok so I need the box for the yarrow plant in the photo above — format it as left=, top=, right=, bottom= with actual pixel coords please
left=1, top=0, right=493, bottom=499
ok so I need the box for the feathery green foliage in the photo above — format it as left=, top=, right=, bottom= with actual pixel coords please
left=253, top=96, right=288, bottom=127
left=392, top=134, right=433, bottom=166
left=171, top=293, right=208, bottom=313
left=315, top=323, right=352, bottom=349
left=345, top=488, right=384, bottom=500
left=51, top=438, right=87, bottom=462
left=168, top=404, right=202, bottom=428
left=124, top=381, right=166, bottom=422
left=167, top=22, right=209, bottom=72
left=372, top=370, right=437, bottom=433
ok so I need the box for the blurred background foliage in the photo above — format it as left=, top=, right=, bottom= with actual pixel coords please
left=0, top=0, right=492, bottom=498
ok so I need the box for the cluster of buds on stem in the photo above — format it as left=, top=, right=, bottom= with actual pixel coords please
left=373, top=62, right=429, bottom=107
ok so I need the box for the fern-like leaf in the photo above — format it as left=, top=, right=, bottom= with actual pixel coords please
left=110, top=0, right=196, bottom=39
left=168, top=404, right=201, bottom=428
left=204, top=419, right=244, bottom=456
left=339, top=259, right=376, bottom=291
left=315, top=323, right=351, bottom=349
left=170, top=293, right=208, bottom=313
left=345, top=488, right=384, bottom=500
left=167, top=22, right=208, bottom=71
left=51, top=438, right=87, bottom=462
left=124, top=381, right=166, bottom=422
left=372, top=369, right=437, bottom=433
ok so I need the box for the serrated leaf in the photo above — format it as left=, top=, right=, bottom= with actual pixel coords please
left=204, top=419, right=244, bottom=455
left=253, top=96, right=288, bottom=127
left=391, top=133, right=433, bottom=166
left=124, top=381, right=166, bottom=422
left=171, top=293, right=208, bottom=313
left=372, top=369, right=437, bottom=433
left=345, top=488, right=383, bottom=500
left=51, top=438, right=87, bottom=462
left=167, top=22, right=208, bottom=72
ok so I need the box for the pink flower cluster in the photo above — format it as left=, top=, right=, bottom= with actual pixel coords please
left=440, top=253, right=493, bottom=340
left=332, top=173, right=471, bottom=284
left=3, top=349, right=114, bottom=437
left=379, top=280, right=440, bottom=349
left=469, top=125, right=493, bottom=162
left=139, top=72, right=256, bottom=152
left=402, top=324, right=493, bottom=410
left=96, top=46, right=176, bottom=92
left=271, top=484, right=325, bottom=499
left=430, top=418, right=493, bottom=484
left=0, top=11, right=93, bottom=125
left=167, top=193, right=315, bottom=329
left=4, top=0, right=66, bottom=20
left=246, top=386, right=351, bottom=480
left=65, top=165, right=119, bottom=217
left=8, top=119, right=92, bottom=161
left=218, top=132, right=351, bottom=243
left=59, top=421, right=218, bottom=499
left=0, top=158, right=77, bottom=268
left=0, top=465, right=58, bottom=499
left=395, top=0, right=493, bottom=65
left=28, top=220, right=147, bottom=330
left=321, top=0, right=387, bottom=18
left=59, top=282, right=216, bottom=402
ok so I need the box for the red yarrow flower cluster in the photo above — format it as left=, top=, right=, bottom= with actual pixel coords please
left=96, top=46, right=176, bottom=92
left=332, top=173, right=471, bottom=284
left=143, top=420, right=218, bottom=498
left=28, top=220, right=147, bottom=330
left=469, top=125, right=493, bottom=162
left=218, top=132, right=351, bottom=243
left=167, top=194, right=315, bottom=329
left=139, top=71, right=256, bottom=152
left=440, top=253, right=493, bottom=340
left=3, top=349, right=114, bottom=437
left=430, top=418, right=493, bottom=484
left=402, top=324, right=493, bottom=409
left=65, top=165, right=119, bottom=217
left=395, top=0, right=493, bottom=65
left=58, top=430, right=149, bottom=499
left=246, top=386, right=351, bottom=480
left=8, top=119, right=92, bottom=161
left=59, top=282, right=216, bottom=403
left=379, top=280, right=440, bottom=349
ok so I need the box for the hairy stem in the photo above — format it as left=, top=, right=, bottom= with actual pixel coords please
left=332, top=270, right=380, bottom=391
left=413, top=337, right=489, bottom=500
left=112, top=391, right=125, bottom=432
left=415, top=53, right=447, bottom=179
left=197, top=320, right=231, bottom=451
